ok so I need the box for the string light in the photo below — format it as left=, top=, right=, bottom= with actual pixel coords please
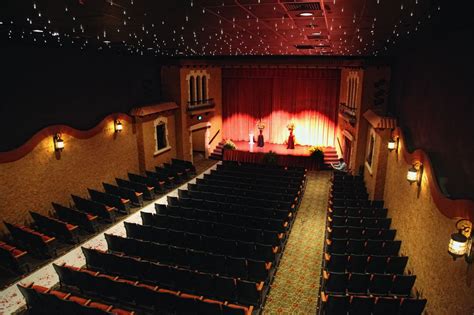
left=3, top=0, right=442, bottom=57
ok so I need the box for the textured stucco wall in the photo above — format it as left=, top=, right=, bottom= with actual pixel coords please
left=0, top=120, right=139, bottom=234
left=383, top=142, right=474, bottom=315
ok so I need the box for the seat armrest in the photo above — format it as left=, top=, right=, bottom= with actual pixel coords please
left=256, top=281, right=264, bottom=291
left=320, top=291, right=328, bottom=303
left=45, top=236, right=56, bottom=243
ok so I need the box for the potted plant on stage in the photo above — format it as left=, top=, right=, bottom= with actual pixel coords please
left=256, top=119, right=265, bottom=147
left=223, top=139, right=236, bottom=150
left=309, top=146, right=325, bottom=169
left=262, top=150, right=278, bottom=166
left=286, top=122, right=295, bottom=149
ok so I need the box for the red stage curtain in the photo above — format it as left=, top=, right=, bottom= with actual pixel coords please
left=222, top=68, right=341, bottom=147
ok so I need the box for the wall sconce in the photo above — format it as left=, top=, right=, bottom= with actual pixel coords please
left=448, top=219, right=473, bottom=263
left=53, top=133, right=64, bottom=151
left=114, top=120, right=123, bottom=132
left=407, top=162, right=423, bottom=185
left=388, top=137, right=399, bottom=151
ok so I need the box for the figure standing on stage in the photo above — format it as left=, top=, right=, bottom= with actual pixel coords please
left=256, top=119, right=265, bottom=147
left=287, top=122, right=295, bottom=149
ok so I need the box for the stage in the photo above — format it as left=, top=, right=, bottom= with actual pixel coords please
left=222, top=141, right=338, bottom=170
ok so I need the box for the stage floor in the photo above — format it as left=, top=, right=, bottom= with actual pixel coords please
left=232, top=141, right=312, bottom=157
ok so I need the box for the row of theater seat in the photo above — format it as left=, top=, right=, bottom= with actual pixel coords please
left=327, top=225, right=396, bottom=241
left=319, top=172, right=426, bottom=314
left=167, top=197, right=295, bottom=224
left=53, top=263, right=252, bottom=315
left=323, top=270, right=416, bottom=296
left=82, top=247, right=265, bottom=308
left=328, top=216, right=391, bottom=229
left=195, top=177, right=301, bottom=195
left=210, top=168, right=304, bottom=182
left=29, top=211, right=80, bottom=244
left=157, top=202, right=292, bottom=221
left=204, top=172, right=303, bottom=190
left=18, top=282, right=134, bottom=315
left=320, top=292, right=427, bottom=315
left=138, top=213, right=285, bottom=245
left=179, top=189, right=295, bottom=211
left=3, top=222, right=56, bottom=258
left=0, top=240, right=29, bottom=273
left=326, top=238, right=401, bottom=256
left=329, top=206, right=388, bottom=218
left=324, top=253, right=408, bottom=274
left=187, top=183, right=298, bottom=203
left=124, top=221, right=279, bottom=262
left=217, top=161, right=306, bottom=175
left=148, top=207, right=289, bottom=234
left=105, top=233, right=274, bottom=283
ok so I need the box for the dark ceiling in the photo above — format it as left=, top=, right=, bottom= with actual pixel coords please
left=1, top=0, right=443, bottom=57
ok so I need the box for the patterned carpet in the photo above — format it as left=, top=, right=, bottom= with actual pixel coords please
left=263, top=171, right=331, bottom=315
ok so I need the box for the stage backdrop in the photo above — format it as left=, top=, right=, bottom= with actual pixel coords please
left=222, top=68, right=341, bottom=147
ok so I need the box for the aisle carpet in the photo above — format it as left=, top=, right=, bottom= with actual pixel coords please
left=263, top=171, right=331, bottom=314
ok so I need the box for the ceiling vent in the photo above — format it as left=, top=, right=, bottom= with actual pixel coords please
left=295, top=44, right=315, bottom=49
left=283, top=2, right=321, bottom=11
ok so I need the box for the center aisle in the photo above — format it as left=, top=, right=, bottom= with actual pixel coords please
left=263, top=171, right=331, bottom=314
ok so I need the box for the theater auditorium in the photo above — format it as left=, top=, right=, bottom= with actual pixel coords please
left=0, top=1, right=473, bottom=314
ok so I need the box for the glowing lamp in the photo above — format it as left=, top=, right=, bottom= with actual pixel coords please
left=197, top=115, right=203, bottom=121
left=448, top=219, right=473, bottom=263
left=406, top=166, right=418, bottom=183
left=298, top=12, right=313, bottom=17
left=448, top=233, right=468, bottom=257
left=114, top=120, right=123, bottom=132
left=388, top=138, right=397, bottom=151
left=54, top=133, right=64, bottom=151
left=407, top=162, right=423, bottom=185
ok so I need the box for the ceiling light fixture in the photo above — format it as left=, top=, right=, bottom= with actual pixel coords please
left=298, top=12, right=314, bottom=17
left=32, top=29, right=43, bottom=33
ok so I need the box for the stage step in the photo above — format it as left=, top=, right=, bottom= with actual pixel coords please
left=209, top=141, right=225, bottom=160
left=322, top=147, right=339, bottom=169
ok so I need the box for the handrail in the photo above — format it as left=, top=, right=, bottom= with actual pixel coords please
left=209, top=129, right=220, bottom=145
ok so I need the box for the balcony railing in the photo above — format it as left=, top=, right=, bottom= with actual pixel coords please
left=187, top=98, right=215, bottom=111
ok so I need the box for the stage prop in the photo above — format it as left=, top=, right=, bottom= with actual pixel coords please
left=222, top=68, right=340, bottom=147
left=287, top=122, right=295, bottom=149
left=256, top=119, right=265, bottom=147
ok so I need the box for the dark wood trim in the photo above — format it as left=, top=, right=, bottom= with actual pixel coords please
left=0, top=113, right=132, bottom=163
left=394, top=127, right=474, bottom=220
